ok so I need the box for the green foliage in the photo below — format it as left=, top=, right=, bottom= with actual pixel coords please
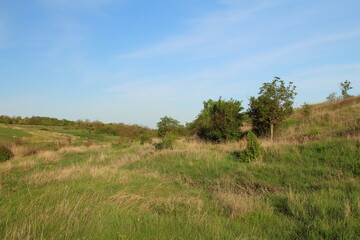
left=326, top=92, right=338, bottom=102
left=301, top=102, right=312, bottom=117
left=248, top=77, right=297, bottom=138
left=240, top=131, right=262, bottom=162
left=0, top=127, right=32, bottom=141
left=307, top=126, right=321, bottom=137
left=157, top=116, right=181, bottom=138
left=340, top=80, right=353, bottom=98
left=155, top=134, right=176, bottom=150
left=139, top=134, right=152, bottom=145
left=193, top=97, right=245, bottom=142
left=0, top=115, right=155, bottom=140
left=0, top=144, right=13, bottom=162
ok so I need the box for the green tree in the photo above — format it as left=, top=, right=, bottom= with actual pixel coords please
left=340, top=80, right=353, bottom=98
left=193, top=97, right=245, bottom=142
left=248, top=77, right=297, bottom=140
left=157, top=116, right=180, bottom=138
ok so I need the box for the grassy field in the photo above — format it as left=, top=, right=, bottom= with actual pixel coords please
left=277, top=96, right=360, bottom=141
left=0, top=127, right=32, bottom=141
left=1, top=98, right=360, bottom=239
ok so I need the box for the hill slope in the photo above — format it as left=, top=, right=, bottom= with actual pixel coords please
left=0, top=97, right=359, bottom=240
left=277, top=95, right=360, bottom=141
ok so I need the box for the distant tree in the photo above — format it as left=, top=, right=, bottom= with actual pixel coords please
left=248, top=77, right=297, bottom=140
left=157, top=116, right=180, bottom=138
left=340, top=80, right=353, bottom=98
left=326, top=92, right=338, bottom=102
left=193, top=97, right=245, bottom=142
left=0, top=115, right=12, bottom=125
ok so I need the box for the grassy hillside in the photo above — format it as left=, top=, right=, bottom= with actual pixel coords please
left=277, top=95, right=360, bottom=141
left=0, top=98, right=359, bottom=240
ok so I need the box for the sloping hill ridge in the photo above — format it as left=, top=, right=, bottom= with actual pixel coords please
left=277, top=95, right=360, bottom=141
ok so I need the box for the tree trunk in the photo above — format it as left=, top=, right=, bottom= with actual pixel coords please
left=270, top=123, right=274, bottom=141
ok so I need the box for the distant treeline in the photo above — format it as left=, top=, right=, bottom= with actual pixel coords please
left=0, top=115, right=155, bottom=139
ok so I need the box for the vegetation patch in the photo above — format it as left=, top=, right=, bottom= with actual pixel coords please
left=0, top=145, right=13, bottom=162
left=0, top=127, right=32, bottom=141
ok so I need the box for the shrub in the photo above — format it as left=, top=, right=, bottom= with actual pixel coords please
left=240, top=131, right=262, bottom=162
left=308, top=127, right=321, bottom=137
left=193, top=97, right=246, bottom=143
left=301, top=103, right=313, bottom=117
left=0, top=145, right=14, bottom=162
left=155, top=134, right=175, bottom=150
left=326, top=92, right=338, bottom=102
left=139, top=134, right=152, bottom=145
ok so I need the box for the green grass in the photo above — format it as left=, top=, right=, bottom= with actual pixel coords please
left=1, top=135, right=359, bottom=239
left=0, top=126, right=32, bottom=141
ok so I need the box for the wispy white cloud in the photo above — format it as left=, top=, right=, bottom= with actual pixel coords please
left=222, top=30, right=360, bottom=72
left=118, top=2, right=274, bottom=59
left=107, top=29, right=360, bottom=107
left=118, top=0, right=360, bottom=63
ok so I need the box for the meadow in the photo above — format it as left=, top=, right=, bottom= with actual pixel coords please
left=1, top=97, right=360, bottom=240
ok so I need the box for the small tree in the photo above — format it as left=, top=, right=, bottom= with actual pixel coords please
left=157, top=116, right=180, bottom=138
left=340, top=80, right=353, bottom=98
left=193, top=97, right=245, bottom=142
left=240, top=131, right=262, bottom=162
left=248, top=77, right=297, bottom=140
left=326, top=92, right=338, bottom=102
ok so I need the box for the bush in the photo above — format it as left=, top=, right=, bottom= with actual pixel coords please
left=240, top=131, right=262, bottom=162
left=326, top=93, right=335, bottom=101
left=155, top=134, right=175, bottom=150
left=193, top=97, right=245, bottom=142
left=139, top=134, right=152, bottom=145
left=301, top=103, right=312, bottom=117
left=0, top=145, right=14, bottom=162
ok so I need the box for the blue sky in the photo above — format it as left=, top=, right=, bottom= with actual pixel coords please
left=1, top=0, right=359, bottom=128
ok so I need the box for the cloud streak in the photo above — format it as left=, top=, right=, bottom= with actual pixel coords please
left=118, top=2, right=275, bottom=59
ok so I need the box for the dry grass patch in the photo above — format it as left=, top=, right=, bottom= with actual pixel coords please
left=16, top=159, right=37, bottom=171
left=25, top=166, right=81, bottom=185
left=111, top=150, right=157, bottom=168
left=37, top=151, right=61, bottom=163
left=58, top=144, right=106, bottom=154
left=213, top=191, right=270, bottom=218
left=10, top=145, right=38, bottom=158
left=87, top=166, right=117, bottom=178
left=24, top=164, right=122, bottom=185
left=0, top=161, right=13, bottom=174
left=215, top=140, right=247, bottom=153
left=89, top=152, right=107, bottom=163
left=109, top=191, right=203, bottom=214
